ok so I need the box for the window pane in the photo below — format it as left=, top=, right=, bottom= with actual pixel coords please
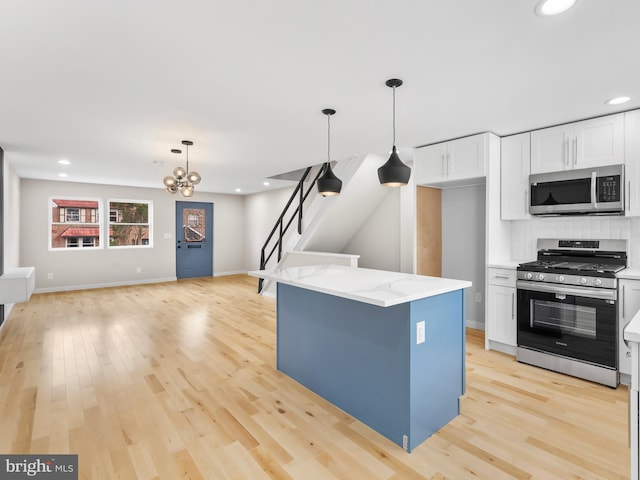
left=109, top=202, right=149, bottom=223
left=182, top=208, right=205, bottom=242
left=108, top=200, right=152, bottom=248
left=51, top=198, right=101, bottom=249
left=109, top=225, right=150, bottom=246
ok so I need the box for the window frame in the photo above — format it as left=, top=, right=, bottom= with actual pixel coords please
left=107, top=199, right=153, bottom=249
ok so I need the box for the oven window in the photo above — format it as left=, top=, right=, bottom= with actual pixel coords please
left=530, top=299, right=596, bottom=339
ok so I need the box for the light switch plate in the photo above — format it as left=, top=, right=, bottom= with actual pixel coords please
left=416, top=321, right=425, bottom=345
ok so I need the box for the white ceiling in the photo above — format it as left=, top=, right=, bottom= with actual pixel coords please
left=1, top=0, right=638, bottom=195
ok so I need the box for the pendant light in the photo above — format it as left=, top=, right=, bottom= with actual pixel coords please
left=378, top=78, right=411, bottom=187
left=163, top=140, right=201, bottom=197
left=317, top=108, right=342, bottom=197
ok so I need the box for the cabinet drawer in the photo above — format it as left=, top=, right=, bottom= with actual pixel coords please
left=488, top=268, right=516, bottom=287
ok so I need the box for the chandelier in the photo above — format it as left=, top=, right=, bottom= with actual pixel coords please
left=163, top=140, right=201, bottom=197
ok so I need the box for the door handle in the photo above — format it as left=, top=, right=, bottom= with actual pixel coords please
left=573, top=137, right=578, bottom=165
left=564, top=139, right=569, bottom=166
left=511, top=292, right=515, bottom=319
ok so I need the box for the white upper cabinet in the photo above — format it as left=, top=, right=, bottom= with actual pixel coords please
left=530, top=113, right=624, bottom=174
left=415, top=141, right=448, bottom=181
left=415, top=133, right=487, bottom=186
left=530, top=124, right=572, bottom=174
left=501, top=132, right=531, bottom=220
left=626, top=109, right=640, bottom=216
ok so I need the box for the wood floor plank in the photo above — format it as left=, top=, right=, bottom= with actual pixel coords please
left=0, top=274, right=630, bottom=479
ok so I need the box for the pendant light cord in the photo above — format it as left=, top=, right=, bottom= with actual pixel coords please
left=392, top=85, right=396, bottom=147
left=185, top=144, right=189, bottom=174
left=327, top=113, right=331, bottom=166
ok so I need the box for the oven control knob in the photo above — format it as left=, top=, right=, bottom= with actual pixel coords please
left=594, top=278, right=603, bottom=286
left=580, top=277, right=587, bottom=285
left=537, top=273, right=545, bottom=281
left=557, top=275, right=565, bottom=282
left=526, top=272, right=533, bottom=280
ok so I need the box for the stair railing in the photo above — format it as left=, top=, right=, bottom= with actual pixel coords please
left=258, top=165, right=324, bottom=292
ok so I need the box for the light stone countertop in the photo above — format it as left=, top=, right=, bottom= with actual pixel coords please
left=619, top=268, right=640, bottom=280
left=624, top=310, right=640, bottom=344
left=249, top=264, right=472, bottom=308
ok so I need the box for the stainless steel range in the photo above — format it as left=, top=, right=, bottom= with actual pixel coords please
left=516, top=239, right=627, bottom=387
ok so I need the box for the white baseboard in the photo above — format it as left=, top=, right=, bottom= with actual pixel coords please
left=213, top=270, right=247, bottom=277
left=34, top=276, right=178, bottom=294
left=466, top=319, right=485, bottom=331
left=487, top=340, right=517, bottom=356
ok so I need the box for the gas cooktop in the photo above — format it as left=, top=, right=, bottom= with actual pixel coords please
left=518, top=260, right=626, bottom=275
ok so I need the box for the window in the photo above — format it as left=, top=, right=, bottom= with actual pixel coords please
left=50, top=198, right=102, bottom=250
left=108, top=200, right=152, bottom=248
left=65, top=208, right=80, bottom=222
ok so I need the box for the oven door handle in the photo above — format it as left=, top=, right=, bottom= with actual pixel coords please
left=516, top=280, right=617, bottom=301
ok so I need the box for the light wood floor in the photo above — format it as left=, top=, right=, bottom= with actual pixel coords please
left=0, top=274, right=630, bottom=479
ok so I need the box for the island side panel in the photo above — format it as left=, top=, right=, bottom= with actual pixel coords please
left=408, top=289, right=465, bottom=452
left=276, top=283, right=411, bottom=448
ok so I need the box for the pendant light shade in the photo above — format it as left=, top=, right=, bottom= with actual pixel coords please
left=378, top=145, right=411, bottom=187
left=317, top=108, right=342, bottom=197
left=378, top=78, right=411, bottom=187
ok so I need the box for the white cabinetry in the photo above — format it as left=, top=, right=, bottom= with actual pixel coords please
left=501, top=132, right=531, bottom=220
left=530, top=113, right=624, bottom=174
left=625, top=110, right=640, bottom=216
left=486, top=267, right=517, bottom=353
left=623, top=311, right=640, bottom=480
left=415, top=133, right=488, bottom=186
left=620, top=279, right=640, bottom=376
left=0, top=267, right=36, bottom=304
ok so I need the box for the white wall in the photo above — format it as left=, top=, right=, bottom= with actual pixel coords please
left=243, top=186, right=296, bottom=271
left=442, top=184, right=486, bottom=329
left=342, top=189, right=401, bottom=271
left=3, top=160, right=20, bottom=270
left=511, top=216, right=637, bottom=265
left=20, top=179, right=244, bottom=291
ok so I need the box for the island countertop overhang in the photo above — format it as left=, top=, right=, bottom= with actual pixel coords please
left=249, top=264, right=472, bottom=307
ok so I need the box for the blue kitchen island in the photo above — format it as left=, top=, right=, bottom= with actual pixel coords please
left=250, top=264, right=471, bottom=452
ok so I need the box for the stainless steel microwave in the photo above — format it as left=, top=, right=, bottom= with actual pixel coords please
left=529, top=164, right=624, bottom=216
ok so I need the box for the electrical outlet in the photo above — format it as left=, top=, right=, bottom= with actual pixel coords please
left=47, top=273, right=54, bottom=280
left=416, top=321, right=425, bottom=345
left=475, top=293, right=482, bottom=303
left=136, top=267, right=142, bottom=273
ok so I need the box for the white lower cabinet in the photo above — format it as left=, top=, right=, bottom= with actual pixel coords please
left=620, top=279, right=640, bottom=376
left=486, top=267, right=517, bottom=351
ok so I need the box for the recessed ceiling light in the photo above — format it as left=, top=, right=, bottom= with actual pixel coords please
left=534, top=0, right=578, bottom=16
left=605, top=96, right=631, bottom=105
left=235, top=188, right=242, bottom=193
left=263, top=181, right=270, bottom=186
left=58, top=159, right=71, bottom=165
left=58, top=172, right=68, bottom=178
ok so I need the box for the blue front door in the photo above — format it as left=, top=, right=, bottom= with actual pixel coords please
left=176, top=201, right=213, bottom=279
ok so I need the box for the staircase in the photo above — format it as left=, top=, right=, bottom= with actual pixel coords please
left=257, top=152, right=392, bottom=294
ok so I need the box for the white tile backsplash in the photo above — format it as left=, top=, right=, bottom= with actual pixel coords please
left=511, top=216, right=636, bottom=265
